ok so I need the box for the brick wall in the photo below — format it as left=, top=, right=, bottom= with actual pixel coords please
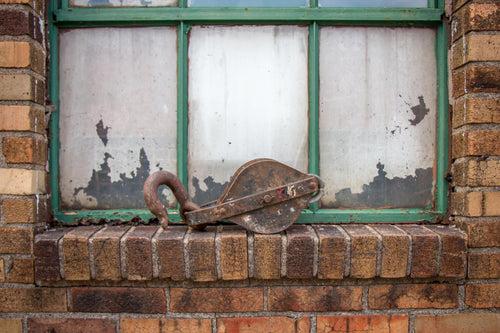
left=0, top=0, right=499, bottom=332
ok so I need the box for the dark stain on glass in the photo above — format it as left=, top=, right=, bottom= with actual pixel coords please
left=191, top=176, right=229, bottom=206
left=328, top=162, right=433, bottom=208
left=408, top=96, right=429, bottom=126
left=95, top=119, right=110, bottom=146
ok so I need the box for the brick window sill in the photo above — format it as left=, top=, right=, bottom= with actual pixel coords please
left=34, top=224, right=467, bottom=284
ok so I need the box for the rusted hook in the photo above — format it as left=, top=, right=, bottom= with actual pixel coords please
left=143, top=171, right=201, bottom=229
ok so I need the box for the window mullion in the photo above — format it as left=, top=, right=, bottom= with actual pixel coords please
left=177, top=22, right=189, bottom=189
left=308, top=21, right=319, bottom=212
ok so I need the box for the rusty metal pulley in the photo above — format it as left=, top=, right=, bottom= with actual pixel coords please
left=143, top=159, right=324, bottom=234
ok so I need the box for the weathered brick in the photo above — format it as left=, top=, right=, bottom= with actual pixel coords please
left=0, top=105, right=45, bottom=133
left=342, top=225, right=378, bottom=279
left=217, top=316, right=310, bottom=333
left=170, top=287, right=263, bottom=313
left=317, top=314, right=409, bottom=333
left=0, top=74, right=44, bottom=103
left=120, top=318, right=212, bottom=333
left=186, top=227, right=217, bottom=282
left=451, top=192, right=483, bottom=217
left=427, top=225, right=467, bottom=277
left=468, top=251, right=500, bottom=279
left=399, top=225, right=439, bottom=278
left=459, top=220, right=500, bottom=247
left=27, top=318, right=116, bottom=333
left=3, top=197, right=45, bottom=223
left=452, top=159, right=500, bottom=187
left=415, top=313, right=500, bottom=333
left=0, top=10, right=43, bottom=42
left=0, top=287, right=67, bottom=312
left=3, top=137, right=47, bottom=165
left=70, top=287, right=166, bottom=313
left=0, top=168, right=46, bottom=195
left=91, top=225, right=130, bottom=281
left=0, top=41, right=45, bottom=74
left=253, top=232, right=281, bottom=279
left=453, top=66, right=500, bottom=99
left=0, top=227, right=33, bottom=254
left=465, top=283, right=500, bottom=308
left=452, top=98, right=500, bottom=129
left=452, top=68, right=465, bottom=98
left=156, top=225, right=186, bottom=281
left=452, top=34, right=500, bottom=69
left=34, top=228, right=72, bottom=281
left=453, top=130, right=500, bottom=158
left=268, top=286, right=362, bottom=312
left=313, top=225, right=348, bottom=279
left=62, top=226, right=101, bottom=280
left=484, top=192, right=500, bottom=216
left=286, top=225, right=315, bottom=279
left=368, top=284, right=458, bottom=310
left=7, top=258, right=34, bottom=283
left=0, top=258, right=4, bottom=283
left=123, top=226, right=158, bottom=280
left=452, top=3, right=500, bottom=41
left=220, top=225, right=247, bottom=280
left=371, top=224, right=409, bottom=278
left=0, top=318, right=22, bottom=333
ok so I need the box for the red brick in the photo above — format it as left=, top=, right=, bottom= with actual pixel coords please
left=460, top=220, right=500, bottom=247
left=0, top=227, right=34, bottom=254
left=317, top=314, right=409, bottom=333
left=170, top=287, right=263, bottom=313
left=91, top=226, right=130, bottom=281
left=124, top=226, right=158, bottom=280
left=313, top=225, right=348, bottom=279
left=268, top=286, right=362, bottom=312
left=371, top=224, right=409, bottom=278
left=7, top=258, right=34, bottom=283
left=0, top=105, right=45, bottom=133
left=0, top=74, right=44, bottom=103
left=62, top=226, right=102, bottom=280
left=451, top=192, right=483, bottom=217
left=3, top=197, right=49, bottom=224
left=217, top=316, right=310, bottom=333
left=484, top=192, right=500, bottom=216
left=0, top=318, right=22, bottom=333
left=453, top=130, right=500, bottom=159
left=27, top=318, right=115, bottom=333
left=452, top=3, right=500, bottom=41
left=3, top=137, right=47, bottom=165
left=427, top=225, right=467, bottom=277
left=0, top=258, right=4, bottom=283
left=186, top=227, right=217, bottom=282
left=0, top=10, right=43, bottom=43
left=466, top=283, right=500, bottom=308
left=453, top=66, right=500, bottom=98
left=156, top=226, right=186, bottom=280
left=286, top=225, right=315, bottom=278
left=415, top=313, right=500, bottom=333
left=0, top=287, right=67, bottom=312
left=368, top=284, right=458, bottom=309
left=453, top=98, right=500, bottom=129
left=468, top=251, right=500, bottom=279
left=220, top=225, right=248, bottom=280
left=452, top=159, right=500, bottom=187
left=253, top=232, right=281, bottom=279
left=343, top=225, right=378, bottom=278
left=120, top=318, right=212, bottom=333
left=70, top=287, right=166, bottom=313
left=34, top=228, right=72, bottom=281
left=399, top=225, right=439, bottom=278
left=0, top=41, right=45, bottom=75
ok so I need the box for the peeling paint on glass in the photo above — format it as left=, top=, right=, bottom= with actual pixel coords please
left=59, top=27, right=178, bottom=210
left=188, top=0, right=309, bottom=7
left=319, top=27, right=437, bottom=208
left=70, top=0, right=178, bottom=7
left=319, top=0, right=427, bottom=7
left=187, top=25, right=309, bottom=204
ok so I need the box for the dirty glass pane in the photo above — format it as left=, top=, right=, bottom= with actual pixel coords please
left=188, top=26, right=309, bottom=204
left=319, top=27, right=437, bottom=208
left=59, top=27, right=177, bottom=210
left=70, top=0, right=177, bottom=7
left=189, top=0, right=308, bottom=7
left=319, top=0, right=427, bottom=7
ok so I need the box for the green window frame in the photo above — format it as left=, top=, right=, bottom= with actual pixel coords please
left=49, top=0, right=449, bottom=224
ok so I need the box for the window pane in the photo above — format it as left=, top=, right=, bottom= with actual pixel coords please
left=319, top=27, right=437, bottom=208
left=188, top=26, right=309, bottom=204
left=189, top=0, right=308, bottom=7
left=70, top=0, right=177, bottom=7
left=59, top=27, right=177, bottom=210
left=319, top=0, right=427, bottom=7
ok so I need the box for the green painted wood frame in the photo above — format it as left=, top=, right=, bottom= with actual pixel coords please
left=49, top=0, right=448, bottom=224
